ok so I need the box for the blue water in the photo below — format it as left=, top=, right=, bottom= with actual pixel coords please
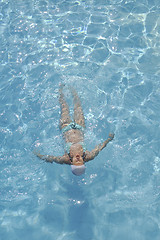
left=0, top=0, right=160, bottom=239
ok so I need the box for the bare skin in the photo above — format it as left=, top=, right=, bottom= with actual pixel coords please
left=36, top=86, right=114, bottom=166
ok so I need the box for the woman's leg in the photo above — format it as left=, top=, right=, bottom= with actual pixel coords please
left=59, top=86, right=72, bottom=130
left=72, top=88, right=85, bottom=128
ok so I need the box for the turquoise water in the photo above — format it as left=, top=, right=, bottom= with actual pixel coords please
left=0, top=0, right=160, bottom=239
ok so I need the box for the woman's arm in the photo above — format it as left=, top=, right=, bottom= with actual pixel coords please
left=85, top=133, right=114, bottom=162
left=35, top=153, right=71, bottom=165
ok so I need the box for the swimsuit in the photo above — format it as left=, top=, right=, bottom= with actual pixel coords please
left=62, top=122, right=85, bottom=134
left=61, top=122, right=86, bottom=155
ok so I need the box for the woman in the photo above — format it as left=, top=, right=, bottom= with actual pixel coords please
left=36, top=86, right=114, bottom=176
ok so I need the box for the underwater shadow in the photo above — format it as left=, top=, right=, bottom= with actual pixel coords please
left=63, top=178, right=94, bottom=240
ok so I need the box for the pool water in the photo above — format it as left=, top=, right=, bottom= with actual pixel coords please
left=0, top=0, right=160, bottom=239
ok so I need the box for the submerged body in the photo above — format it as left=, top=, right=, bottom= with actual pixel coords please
left=36, top=86, right=114, bottom=175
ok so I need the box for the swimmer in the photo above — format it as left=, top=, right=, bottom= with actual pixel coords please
left=35, top=86, right=114, bottom=176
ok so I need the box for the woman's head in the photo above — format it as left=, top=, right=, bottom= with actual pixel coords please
left=69, top=144, right=85, bottom=165
left=69, top=144, right=86, bottom=175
